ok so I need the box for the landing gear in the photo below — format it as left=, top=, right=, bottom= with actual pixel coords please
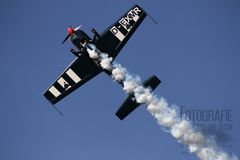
left=70, top=48, right=82, bottom=57
left=91, top=27, right=100, bottom=42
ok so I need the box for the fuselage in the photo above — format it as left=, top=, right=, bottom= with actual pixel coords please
left=70, top=30, right=91, bottom=51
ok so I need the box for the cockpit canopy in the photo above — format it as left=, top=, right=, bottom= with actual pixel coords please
left=70, top=30, right=91, bottom=50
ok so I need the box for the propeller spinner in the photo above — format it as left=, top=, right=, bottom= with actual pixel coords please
left=61, top=25, right=82, bottom=44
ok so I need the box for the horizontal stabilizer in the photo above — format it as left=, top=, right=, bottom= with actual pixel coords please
left=115, top=75, right=161, bottom=120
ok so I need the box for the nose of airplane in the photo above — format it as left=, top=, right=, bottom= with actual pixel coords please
left=67, top=27, right=75, bottom=35
left=62, top=25, right=82, bottom=45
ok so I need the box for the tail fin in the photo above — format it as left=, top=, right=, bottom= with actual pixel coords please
left=115, top=75, right=161, bottom=120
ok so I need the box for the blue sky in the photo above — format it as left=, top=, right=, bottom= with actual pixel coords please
left=1, top=0, right=239, bottom=159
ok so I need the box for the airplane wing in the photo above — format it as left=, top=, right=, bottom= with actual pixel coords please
left=43, top=54, right=101, bottom=104
left=95, top=5, right=147, bottom=59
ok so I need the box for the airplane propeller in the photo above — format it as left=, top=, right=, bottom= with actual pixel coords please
left=61, top=25, right=82, bottom=44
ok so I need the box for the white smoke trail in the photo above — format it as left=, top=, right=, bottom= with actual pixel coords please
left=86, top=44, right=238, bottom=160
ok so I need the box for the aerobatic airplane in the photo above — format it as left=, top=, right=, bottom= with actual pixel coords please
left=43, top=5, right=161, bottom=120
